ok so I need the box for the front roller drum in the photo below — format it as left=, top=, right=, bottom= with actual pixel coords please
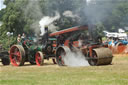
left=9, top=45, right=25, bottom=66
left=35, top=51, right=44, bottom=66
left=88, top=48, right=113, bottom=66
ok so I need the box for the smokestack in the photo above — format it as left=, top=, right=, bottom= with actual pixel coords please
left=44, top=26, right=49, bottom=42
left=88, top=24, right=93, bottom=41
left=44, top=25, right=48, bottom=32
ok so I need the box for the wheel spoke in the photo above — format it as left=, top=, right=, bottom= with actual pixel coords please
left=16, top=56, right=21, bottom=62
left=12, top=58, right=16, bottom=63
left=16, top=52, right=20, bottom=56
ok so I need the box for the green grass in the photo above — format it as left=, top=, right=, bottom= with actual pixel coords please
left=0, top=56, right=128, bottom=85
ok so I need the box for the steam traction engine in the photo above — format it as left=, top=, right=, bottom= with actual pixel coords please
left=9, top=36, right=57, bottom=66
left=9, top=25, right=113, bottom=66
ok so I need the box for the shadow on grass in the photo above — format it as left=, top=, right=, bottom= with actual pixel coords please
left=22, top=62, right=56, bottom=67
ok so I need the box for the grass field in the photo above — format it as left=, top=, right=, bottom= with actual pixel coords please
left=0, top=55, right=128, bottom=85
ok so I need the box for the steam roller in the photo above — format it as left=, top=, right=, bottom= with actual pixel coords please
left=56, top=46, right=113, bottom=66
left=47, top=25, right=113, bottom=66
left=86, top=48, right=113, bottom=66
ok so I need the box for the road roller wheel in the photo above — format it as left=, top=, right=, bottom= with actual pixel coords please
left=9, top=45, right=25, bottom=66
left=88, top=48, right=113, bottom=66
left=35, top=51, right=44, bottom=66
left=88, top=50, right=98, bottom=66
left=56, top=47, right=66, bottom=66
left=52, top=59, right=57, bottom=64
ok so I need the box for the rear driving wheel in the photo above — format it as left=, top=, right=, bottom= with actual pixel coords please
left=56, top=47, right=66, bottom=66
left=88, top=50, right=98, bottom=66
left=35, top=51, right=44, bottom=66
left=9, top=45, right=25, bottom=66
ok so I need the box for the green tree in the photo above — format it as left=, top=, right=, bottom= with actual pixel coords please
left=103, top=1, right=128, bottom=31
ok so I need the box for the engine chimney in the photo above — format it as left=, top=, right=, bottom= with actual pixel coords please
left=44, top=26, right=49, bottom=42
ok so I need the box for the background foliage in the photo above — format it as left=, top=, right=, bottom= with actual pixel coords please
left=0, top=0, right=128, bottom=49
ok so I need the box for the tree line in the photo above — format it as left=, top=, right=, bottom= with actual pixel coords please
left=0, top=0, right=128, bottom=49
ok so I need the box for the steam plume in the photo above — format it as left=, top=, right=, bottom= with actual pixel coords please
left=63, top=10, right=79, bottom=18
left=39, top=12, right=60, bottom=35
left=62, top=46, right=90, bottom=67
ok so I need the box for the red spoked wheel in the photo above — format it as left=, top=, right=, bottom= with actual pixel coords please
left=9, top=45, right=25, bottom=66
left=35, top=51, right=44, bottom=66
left=56, top=47, right=66, bottom=66
left=88, top=50, right=98, bottom=66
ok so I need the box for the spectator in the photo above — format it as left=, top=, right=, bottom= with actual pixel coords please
left=111, top=40, right=115, bottom=47
left=17, top=34, right=21, bottom=43
left=21, top=33, right=26, bottom=41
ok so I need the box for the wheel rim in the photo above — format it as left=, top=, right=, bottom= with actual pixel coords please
left=10, top=46, right=21, bottom=66
left=35, top=52, right=43, bottom=66
left=88, top=51, right=98, bottom=66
